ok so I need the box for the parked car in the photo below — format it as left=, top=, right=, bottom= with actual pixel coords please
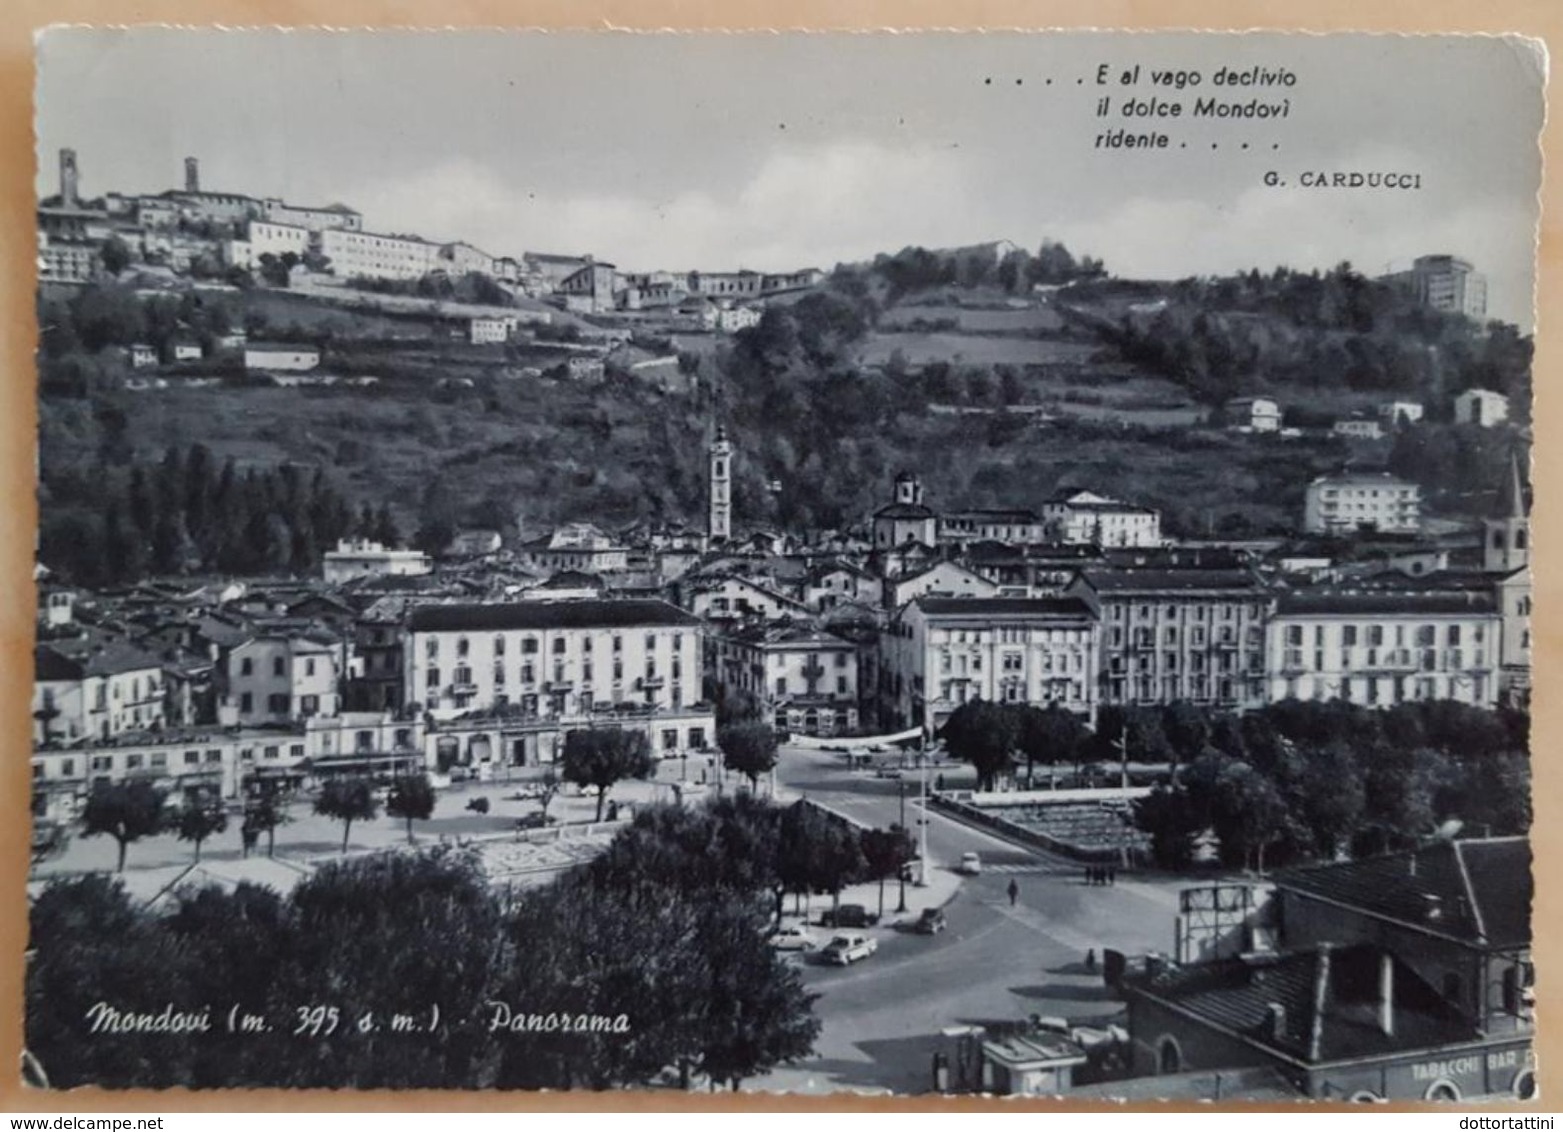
left=515, top=811, right=557, bottom=830
left=820, top=933, right=878, bottom=966
left=820, top=903, right=880, bottom=928
left=767, top=924, right=817, bottom=952
left=874, top=765, right=903, bottom=779
left=915, top=907, right=948, bottom=935
left=959, top=851, right=983, bottom=875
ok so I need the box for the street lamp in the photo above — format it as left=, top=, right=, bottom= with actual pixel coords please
left=917, top=743, right=929, bottom=887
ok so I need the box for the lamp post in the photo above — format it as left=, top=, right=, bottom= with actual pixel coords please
left=917, top=744, right=929, bottom=886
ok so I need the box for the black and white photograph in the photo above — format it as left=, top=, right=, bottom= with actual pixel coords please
left=22, top=28, right=1542, bottom=1101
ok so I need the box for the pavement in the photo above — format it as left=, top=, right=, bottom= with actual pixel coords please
left=748, top=744, right=1188, bottom=1096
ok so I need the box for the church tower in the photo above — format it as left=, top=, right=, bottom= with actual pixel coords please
left=1484, top=451, right=1528, bottom=573
left=708, top=425, right=733, bottom=544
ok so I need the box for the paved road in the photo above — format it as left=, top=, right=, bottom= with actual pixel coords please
left=753, top=745, right=1182, bottom=1095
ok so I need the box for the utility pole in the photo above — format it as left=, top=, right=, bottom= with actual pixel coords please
left=1115, top=732, right=1129, bottom=790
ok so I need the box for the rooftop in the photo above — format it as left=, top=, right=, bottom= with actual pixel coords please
left=1274, top=837, right=1530, bottom=950
left=408, top=599, right=702, bottom=633
left=1079, top=568, right=1269, bottom=595
left=1275, top=589, right=1498, bottom=616
left=914, top=596, right=1097, bottom=620
left=1131, top=943, right=1477, bottom=1065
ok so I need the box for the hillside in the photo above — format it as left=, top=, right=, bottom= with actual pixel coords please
left=34, top=253, right=1533, bottom=583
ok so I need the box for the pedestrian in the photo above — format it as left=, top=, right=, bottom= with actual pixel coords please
left=1109, top=864, right=1117, bottom=886
left=1007, top=878, right=1019, bottom=906
left=1085, top=948, right=1096, bottom=973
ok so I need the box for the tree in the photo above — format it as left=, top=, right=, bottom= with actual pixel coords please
left=267, top=849, right=506, bottom=1089
left=174, top=793, right=229, bottom=863
left=1131, top=785, right=1204, bottom=870
left=1018, top=704, right=1087, bottom=789
left=99, top=235, right=132, bottom=276
left=535, top=768, right=561, bottom=822
left=859, top=825, right=916, bottom=919
left=561, top=727, right=656, bottom=821
left=312, top=777, right=379, bottom=855
left=244, top=782, right=291, bottom=858
left=81, top=781, right=167, bottom=872
left=940, top=699, right=1019, bottom=790
left=719, top=722, right=779, bottom=791
left=386, top=774, right=437, bottom=844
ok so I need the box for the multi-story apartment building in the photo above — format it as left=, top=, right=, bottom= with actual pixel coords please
left=406, top=600, right=713, bottom=768
left=1382, top=254, right=1488, bottom=320
left=318, top=227, right=442, bottom=281
left=1264, top=589, right=1501, bottom=709
left=708, top=626, right=860, bottom=737
left=880, top=596, right=1101, bottom=733
left=33, top=635, right=168, bottom=744
left=1042, top=491, right=1163, bottom=548
left=1069, top=566, right=1274, bottom=712
left=937, top=509, right=1046, bottom=546
left=225, top=633, right=343, bottom=725
left=1303, top=472, right=1421, bottom=535
left=225, top=219, right=312, bottom=269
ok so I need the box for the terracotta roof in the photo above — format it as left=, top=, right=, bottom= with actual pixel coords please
left=874, top=503, right=937, bottom=521
left=1274, top=837, right=1530, bottom=949
left=1132, top=944, right=1477, bottom=1064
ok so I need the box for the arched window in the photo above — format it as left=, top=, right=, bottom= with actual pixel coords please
left=1157, top=1036, right=1182, bottom=1075
left=1514, top=1069, right=1537, bottom=1101
left=1516, top=528, right=1528, bottom=550
left=1424, top=1080, right=1461, bottom=1102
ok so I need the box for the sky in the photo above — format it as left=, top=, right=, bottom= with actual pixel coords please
left=35, top=30, right=1547, bottom=327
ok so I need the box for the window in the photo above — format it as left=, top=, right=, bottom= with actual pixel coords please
left=426, top=638, right=439, bottom=659
left=1342, top=625, right=1358, bottom=647
left=427, top=668, right=441, bottom=690
left=837, top=675, right=848, bottom=694
left=494, top=635, right=506, bottom=656
left=184, top=750, right=199, bottom=766
left=273, top=657, right=286, bottom=677
left=126, top=754, right=144, bottom=770
left=240, top=693, right=253, bottom=713
left=612, top=636, right=623, bottom=654
left=776, top=677, right=786, bottom=695
left=263, top=745, right=279, bottom=760
left=270, top=693, right=291, bottom=714
left=522, top=637, right=538, bottom=655
left=552, top=638, right=566, bottom=655
left=305, top=658, right=316, bottom=678
left=149, top=752, right=167, bottom=770
left=205, top=749, right=221, bottom=764
left=495, top=664, right=507, bottom=686
left=240, top=657, right=254, bottom=676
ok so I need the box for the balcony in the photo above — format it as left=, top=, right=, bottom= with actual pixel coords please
left=639, top=675, right=666, bottom=690
left=545, top=680, right=575, bottom=693
left=449, top=683, right=478, bottom=697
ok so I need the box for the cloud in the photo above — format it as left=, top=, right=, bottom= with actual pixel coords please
left=343, top=141, right=989, bottom=272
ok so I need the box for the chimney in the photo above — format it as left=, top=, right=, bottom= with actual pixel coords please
left=185, top=156, right=200, bottom=193
left=59, top=148, right=79, bottom=207
left=1378, top=951, right=1395, bottom=1037
left=1307, top=943, right=1333, bottom=1061
left=1265, top=1002, right=1287, bottom=1044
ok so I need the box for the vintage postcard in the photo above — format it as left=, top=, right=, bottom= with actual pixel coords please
left=22, top=28, right=1543, bottom=1101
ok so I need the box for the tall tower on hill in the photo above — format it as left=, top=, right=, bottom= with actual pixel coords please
left=1484, top=451, right=1528, bottom=574
left=185, top=156, right=200, bottom=193
left=708, top=426, right=733, bottom=544
left=59, top=149, right=78, bottom=207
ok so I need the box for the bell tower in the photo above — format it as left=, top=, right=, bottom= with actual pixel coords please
left=708, top=425, right=733, bottom=544
left=1484, top=451, right=1528, bottom=573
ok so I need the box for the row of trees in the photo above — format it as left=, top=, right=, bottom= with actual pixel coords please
left=76, top=775, right=442, bottom=872
left=40, top=443, right=365, bottom=585
left=939, top=697, right=1529, bottom=871
left=29, top=793, right=858, bottom=1090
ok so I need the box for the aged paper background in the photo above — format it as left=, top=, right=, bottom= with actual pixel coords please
left=0, top=0, right=1556, bottom=1113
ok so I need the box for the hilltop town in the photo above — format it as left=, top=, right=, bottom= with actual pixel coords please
left=28, top=149, right=1535, bottom=1100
